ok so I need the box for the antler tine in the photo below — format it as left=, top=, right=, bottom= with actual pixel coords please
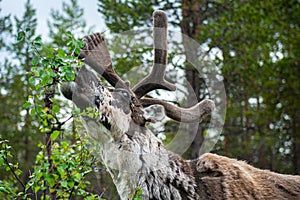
left=141, top=98, right=215, bottom=123
left=79, top=33, right=128, bottom=89
left=132, top=10, right=176, bottom=98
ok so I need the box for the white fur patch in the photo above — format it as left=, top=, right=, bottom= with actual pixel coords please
left=98, top=88, right=131, bottom=133
left=110, top=108, right=131, bottom=132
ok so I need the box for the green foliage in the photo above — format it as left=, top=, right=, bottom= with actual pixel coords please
left=0, top=139, right=24, bottom=198
left=1, top=1, right=113, bottom=198
left=130, top=187, right=143, bottom=200
left=25, top=137, right=98, bottom=199
left=18, top=29, right=82, bottom=135
left=0, top=28, right=102, bottom=198
left=0, top=136, right=100, bottom=199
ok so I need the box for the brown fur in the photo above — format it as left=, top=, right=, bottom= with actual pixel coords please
left=192, top=153, right=300, bottom=200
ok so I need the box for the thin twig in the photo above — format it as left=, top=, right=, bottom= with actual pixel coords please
left=3, top=146, right=26, bottom=191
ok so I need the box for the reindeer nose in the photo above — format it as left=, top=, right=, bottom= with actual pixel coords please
left=94, top=96, right=102, bottom=108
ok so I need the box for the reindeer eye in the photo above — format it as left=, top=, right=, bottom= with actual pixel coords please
left=111, top=88, right=131, bottom=114
left=114, top=88, right=130, bottom=101
left=122, top=90, right=129, bottom=98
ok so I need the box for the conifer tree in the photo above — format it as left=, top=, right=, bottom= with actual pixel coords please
left=47, top=0, right=91, bottom=47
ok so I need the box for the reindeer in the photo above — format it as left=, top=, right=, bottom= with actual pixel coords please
left=61, top=10, right=300, bottom=200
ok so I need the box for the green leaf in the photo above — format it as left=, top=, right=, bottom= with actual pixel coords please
left=72, top=108, right=81, bottom=115
left=57, top=48, right=65, bottom=58
left=30, top=108, right=36, bottom=117
left=34, top=35, right=42, bottom=42
left=34, top=185, right=41, bottom=193
left=49, top=70, right=57, bottom=78
left=52, top=105, right=60, bottom=114
left=73, top=172, right=81, bottom=182
left=17, top=31, right=25, bottom=41
left=66, top=31, right=72, bottom=37
left=25, top=27, right=31, bottom=32
left=65, top=71, right=75, bottom=81
left=29, top=77, right=35, bottom=85
left=87, top=113, right=95, bottom=118
left=31, top=57, right=40, bottom=66
left=33, top=41, right=41, bottom=48
left=57, top=166, right=66, bottom=177
left=36, top=171, right=43, bottom=180
left=0, top=186, right=7, bottom=193
left=23, top=102, right=31, bottom=109
left=16, top=169, right=22, bottom=176
left=41, top=60, right=49, bottom=68
left=78, top=40, right=85, bottom=48
left=75, top=47, right=81, bottom=55
left=137, top=188, right=142, bottom=195
left=60, top=141, right=68, bottom=149
left=51, top=130, right=60, bottom=140
left=68, top=181, right=74, bottom=188
left=61, top=181, right=68, bottom=188
left=45, top=176, right=55, bottom=187
left=35, top=84, right=41, bottom=90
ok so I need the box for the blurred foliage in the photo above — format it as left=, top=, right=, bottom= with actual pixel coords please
left=98, top=0, right=154, bottom=32
left=0, top=0, right=43, bottom=189
left=47, top=0, right=93, bottom=47
left=199, top=0, right=300, bottom=174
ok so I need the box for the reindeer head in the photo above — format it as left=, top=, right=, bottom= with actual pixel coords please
left=61, top=10, right=215, bottom=146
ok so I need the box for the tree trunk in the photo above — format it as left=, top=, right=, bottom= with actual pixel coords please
left=245, top=93, right=252, bottom=161
left=181, top=0, right=204, bottom=159
left=292, top=112, right=300, bottom=175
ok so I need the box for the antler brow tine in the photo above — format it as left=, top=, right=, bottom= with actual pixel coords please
left=141, top=98, right=215, bottom=123
left=132, top=10, right=176, bottom=98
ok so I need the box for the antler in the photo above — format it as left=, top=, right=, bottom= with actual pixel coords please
left=132, top=10, right=176, bottom=98
left=79, top=33, right=129, bottom=89
left=141, top=98, right=215, bottom=123
left=76, top=10, right=215, bottom=124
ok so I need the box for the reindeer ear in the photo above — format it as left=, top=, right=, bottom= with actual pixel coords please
left=142, top=104, right=165, bottom=122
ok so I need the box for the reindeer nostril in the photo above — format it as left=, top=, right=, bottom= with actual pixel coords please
left=95, top=96, right=101, bottom=108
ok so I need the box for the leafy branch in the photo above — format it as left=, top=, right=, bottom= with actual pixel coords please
left=12, top=29, right=100, bottom=199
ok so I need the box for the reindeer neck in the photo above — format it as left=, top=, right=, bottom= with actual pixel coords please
left=98, top=126, right=199, bottom=200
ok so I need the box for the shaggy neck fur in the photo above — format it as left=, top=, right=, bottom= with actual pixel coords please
left=81, top=86, right=199, bottom=199
left=86, top=122, right=199, bottom=200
